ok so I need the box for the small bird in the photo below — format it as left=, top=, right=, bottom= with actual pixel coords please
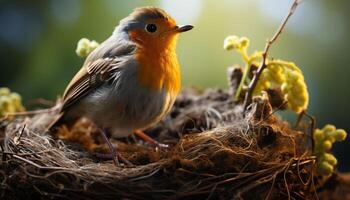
left=52, top=7, right=193, bottom=164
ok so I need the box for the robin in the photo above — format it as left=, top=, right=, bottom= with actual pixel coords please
left=51, top=7, right=193, bottom=165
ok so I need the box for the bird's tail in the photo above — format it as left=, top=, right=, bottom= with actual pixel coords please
left=40, top=100, right=65, bottom=133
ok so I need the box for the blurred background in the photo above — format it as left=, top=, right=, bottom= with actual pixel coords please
left=0, top=0, right=349, bottom=171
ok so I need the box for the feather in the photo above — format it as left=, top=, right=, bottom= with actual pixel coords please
left=61, top=36, right=136, bottom=111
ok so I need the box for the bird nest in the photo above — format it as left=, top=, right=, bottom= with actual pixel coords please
left=0, top=87, right=318, bottom=200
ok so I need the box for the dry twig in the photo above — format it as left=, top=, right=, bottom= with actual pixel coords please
left=243, top=0, right=302, bottom=111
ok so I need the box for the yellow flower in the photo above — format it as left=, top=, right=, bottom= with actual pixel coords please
left=76, top=38, right=99, bottom=57
left=0, top=87, right=25, bottom=117
left=223, top=35, right=249, bottom=51
left=224, top=35, right=309, bottom=113
left=254, top=60, right=309, bottom=113
left=314, top=124, right=347, bottom=176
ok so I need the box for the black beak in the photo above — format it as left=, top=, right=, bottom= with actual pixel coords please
left=176, top=25, right=194, bottom=33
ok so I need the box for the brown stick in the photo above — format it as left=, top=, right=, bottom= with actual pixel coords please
left=303, top=111, right=316, bottom=152
left=243, top=0, right=301, bottom=112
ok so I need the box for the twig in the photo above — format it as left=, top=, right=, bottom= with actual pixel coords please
left=12, top=154, right=70, bottom=170
left=14, top=124, right=26, bottom=145
left=264, top=173, right=277, bottom=200
left=130, top=168, right=160, bottom=181
left=0, top=149, right=52, bottom=156
left=303, top=111, right=316, bottom=151
left=243, top=0, right=301, bottom=112
left=294, top=110, right=305, bottom=129
left=5, top=102, right=61, bottom=117
left=27, top=98, right=55, bottom=107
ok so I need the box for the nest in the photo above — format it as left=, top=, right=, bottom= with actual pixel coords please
left=0, top=88, right=318, bottom=200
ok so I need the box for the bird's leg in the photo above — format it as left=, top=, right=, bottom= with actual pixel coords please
left=134, top=130, right=169, bottom=148
left=100, top=129, right=119, bottom=166
left=97, top=129, right=133, bottom=166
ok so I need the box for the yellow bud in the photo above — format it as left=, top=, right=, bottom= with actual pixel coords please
left=269, top=70, right=285, bottom=85
left=253, top=79, right=271, bottom=96
left=319, top=161, right=334, bottom=175
left=0, top=89, right=25, bottom=117
left=285, top=94, right=299, bottom=106
left=76, top=38, right=99, bottom=57
left=314, top=129, right=324, bottom=141
left=224, top=35, right=239, bottom=50
left=268, top=63, right=283, bottom=75
left=90, top=41, right=99, bottom=49
left=281, top=83, right=290, bottom=93
left=239, top=37, right=250, bottom=49
left=223, top=35, right=249, bottom=51
left=0, top=96, right=10, bottom=107
left=285, top=70, right=299, bottom=82
left=333, top=129, right=347, bottom=141
left=314, top=124, right=346, bottom=176
left=271, top=60, right=301, bottom=73
left=289, top=80, right=303, bottom=94
left=6, top=104, right=16, bottom=113
left=10, top=92, right=21, bottom=102
left=285, top=92, right=306, bottom=110
left=0, top=87, right=10, bottom=96
left=0, top=96, right=12, bottom=117
left=323, top=153, right=337, bottom=166
left=321, top=140, right=332, bottom=150
left=323, top=124, right=336, bottom=133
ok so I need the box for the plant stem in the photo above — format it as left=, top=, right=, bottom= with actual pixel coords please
left=235, top=49, right=251, bottom=100
left=235, top=63, right=250, bottom=100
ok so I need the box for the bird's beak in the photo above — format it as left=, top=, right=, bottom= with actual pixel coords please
left=175, top=25, right=194, bottom=33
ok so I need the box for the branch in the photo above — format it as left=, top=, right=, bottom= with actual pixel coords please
left=243, top=0, right=301, bottom=112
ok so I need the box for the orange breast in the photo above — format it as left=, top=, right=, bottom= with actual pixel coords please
left=131, top=34, right=181, bottom=94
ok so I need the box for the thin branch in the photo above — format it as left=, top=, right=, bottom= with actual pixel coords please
left=243, top=0, right=301, bottom=111
left=0, top=149, right=52, bottom=156
left=4, top=100, right=62, bottom=118
left=304, top=111, right=316, bottom=152
left=12, top=154, right=71, bottom=171
left=27, top=98, right=55, bottom=107
left=292, top=110, right=316, bottom=152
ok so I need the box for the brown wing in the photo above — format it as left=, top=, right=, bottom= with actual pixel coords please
left=61, top=58, right=121, bottom=111
left=60, top=35, right=136, bottom=112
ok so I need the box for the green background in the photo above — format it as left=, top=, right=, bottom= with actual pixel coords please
left=0, top=0, right=349, bottom=171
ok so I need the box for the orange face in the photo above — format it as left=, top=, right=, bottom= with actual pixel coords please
left=126, top=11, right=193, bottom=93
left=129, top=18, right=181, bottom=94
left=129, top=18, right=179, bottom=51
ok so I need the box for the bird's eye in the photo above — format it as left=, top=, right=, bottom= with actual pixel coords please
left=145, top=24, right=157, bottom=33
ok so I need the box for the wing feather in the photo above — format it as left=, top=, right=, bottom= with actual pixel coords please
left=61, top=38, right=136, bottom=111
left=62, top=58, right=119, bottom=110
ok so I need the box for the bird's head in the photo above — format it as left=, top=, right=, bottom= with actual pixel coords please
left=117, top=7, right=193, bottom=51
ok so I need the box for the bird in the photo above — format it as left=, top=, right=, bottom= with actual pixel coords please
left=51, top=7, right=193, bottom=165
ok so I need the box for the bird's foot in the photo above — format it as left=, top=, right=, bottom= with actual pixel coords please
left=100, top=129, right=133, bottom=167
left=134, top=130, right=169, bottom=149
